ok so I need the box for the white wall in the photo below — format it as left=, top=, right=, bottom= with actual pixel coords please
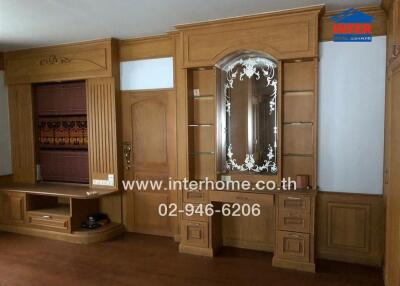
left=0, top=71, right=12, bottom=176
left=120, top=57, right=174, bottom=90
left=318, top=36, right=386, bottom=195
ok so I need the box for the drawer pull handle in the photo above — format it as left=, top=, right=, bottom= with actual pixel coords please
left=42, top=215, right=52, bottom=219
left=287, top=197, right=301, bottom=200
left=288, top=234, right=300, bottom=238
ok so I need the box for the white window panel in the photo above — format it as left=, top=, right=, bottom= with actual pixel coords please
left=120, top=57, right=173, bottom=90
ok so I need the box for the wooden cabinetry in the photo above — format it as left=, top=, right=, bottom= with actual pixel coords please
left=2, top=38, right=122, bottom=241
left=179, top=190, right=221, bottom=256
left=0, top=192, right=26, bottom=224
left=181, top=220, right=209, bottom=248
left=0, top=185, right=123, bottom=243
left=5, top=39, right=121, bottom=190
left=273, top=192, right=315, bottom=272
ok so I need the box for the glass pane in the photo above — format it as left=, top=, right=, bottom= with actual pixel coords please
left=220, top=54, right=278, bottom=175
left=120, top=57, right=174, bottom=90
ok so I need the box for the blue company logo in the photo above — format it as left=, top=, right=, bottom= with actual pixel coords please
left=331, top=8, right=374, bottom=42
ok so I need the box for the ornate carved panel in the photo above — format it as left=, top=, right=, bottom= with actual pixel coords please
left=176, top=6, right=323, bottom=67
left=5, top=39, right=115, bottom=84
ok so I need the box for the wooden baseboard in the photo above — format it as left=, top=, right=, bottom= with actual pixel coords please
left=178, top=244, right=215, bottom=257
left=0, top=223, right=125, bottom=244
left=272, top=256, right=316, bottom=273
left=223, top=239, right=273, bottom=252
left=317, top=191, right=384, bottom=266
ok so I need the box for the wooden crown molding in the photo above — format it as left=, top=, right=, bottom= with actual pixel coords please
left=175, top=4, right=325, bottom=30
left=4, top=38, right=119, bottom=84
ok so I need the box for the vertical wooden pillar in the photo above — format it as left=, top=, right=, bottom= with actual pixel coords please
left=8, top=84, right=36, bottom=183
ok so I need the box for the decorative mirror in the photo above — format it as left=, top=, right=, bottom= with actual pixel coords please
left=217, top=52, right=279, bottom=176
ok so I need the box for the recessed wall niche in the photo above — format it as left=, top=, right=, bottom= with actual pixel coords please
left=34, top=81, right=89, bottom=184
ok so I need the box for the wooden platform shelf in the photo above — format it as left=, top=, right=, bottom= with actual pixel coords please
left=0, top=183, right=123, bottom=243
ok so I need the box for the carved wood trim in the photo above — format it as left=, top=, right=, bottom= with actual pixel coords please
left=4, top=39, right=115, bottom=84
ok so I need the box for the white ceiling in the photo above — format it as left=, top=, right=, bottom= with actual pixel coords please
left=0, top=0, right=381, bottom=52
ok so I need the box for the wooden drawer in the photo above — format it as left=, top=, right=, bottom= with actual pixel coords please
left=278, top=209, right=310, bottom=233
left=181, top=220, right=209, bottom=248
left=278, top=195, right=311, bottom=213
left=276, top=231, right=310, bottom=262
left=182, top=204, right=209, bottom=222
left=183, top=190, right=209, bottom=204
left=27, top=212, right=70, bottom=233
left=209, top=191, right=274, bottom=205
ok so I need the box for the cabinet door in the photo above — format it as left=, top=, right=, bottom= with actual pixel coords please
left=0, top=192, right=26, bottom=224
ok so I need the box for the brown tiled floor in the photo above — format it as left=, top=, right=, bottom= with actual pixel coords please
left=0, top=232, right=384, bottom=286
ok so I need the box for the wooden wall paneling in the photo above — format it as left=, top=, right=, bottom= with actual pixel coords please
left=119, top=35, right=174, bottom=61
left=4, top=39, right=115, bottom=84
left=0, top=52, right=4, bottom=70
left=86, top=77, right=119, bottom=188
left=313, top=59, right=319, bottom=190
left=320, top=6, right=387, bottom=42
left=86, top=77, right=122, bottom=223
left=317, top=192, right=384, bottom=266
left=174, top=33, right=189, bottom=181
left=385, top=57, right=400, bottom=286
left=8, top=84, right=36, bottom=183
left=384, top=1, right=400, bottom=284
left=175, top=5, right=323, bottom=67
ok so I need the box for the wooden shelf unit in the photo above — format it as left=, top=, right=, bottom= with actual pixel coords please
left=187, top=68, right=217, bottom=181
left=282, top=59, right=318, bottom=188
left=2, top=39, right=123, bottom=244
